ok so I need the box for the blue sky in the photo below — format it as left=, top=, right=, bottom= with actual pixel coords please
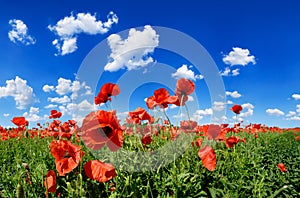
left=0, top=0, right=300, bottom=128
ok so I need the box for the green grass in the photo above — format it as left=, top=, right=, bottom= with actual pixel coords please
left=0, top=131, right=299, bottom=197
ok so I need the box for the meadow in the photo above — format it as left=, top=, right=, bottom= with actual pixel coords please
left=0, top=79, right=299, bottom=198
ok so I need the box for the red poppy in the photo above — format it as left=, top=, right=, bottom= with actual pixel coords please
left=50, top=140, right=84, bottom=176
left=142, top=134, right=153, bottom=146
left=295, top=135, right=300, bottom=141
left=80, top=110, right=123, bottom=151
left=44, top=170, right=56, bottom=193
left=277, top=163, right=287, bottom=172
left=202, top=124, right=223, bottom=140
left=84, top=160, right=116, bottom=183
left=180, top=120, right=198, bottom=132
left=11, top=117, right=28, bottom=127
left=128, top=107, right=154, bottom=124
left=175, top=78, right=195, bottom=106
left=225, top=136, right=240, bottom=148
left=49, top=110, right=62, bottom=119
left=94, top=83, right=120, bottom=105
left=146, top=88, right=178, bottom=109
left=198, top=146, right=216, bottom=171
left=230, top=105, right=243, bottom=114
left=192, top=138, right=202, bottom=147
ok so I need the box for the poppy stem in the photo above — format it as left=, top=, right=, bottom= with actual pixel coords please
left=163, top=108, right=172, bottom=127
left=184, top=104, right=191, bottom=121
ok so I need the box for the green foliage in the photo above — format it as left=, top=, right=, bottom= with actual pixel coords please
left=0, top=131, right=299, bottom=197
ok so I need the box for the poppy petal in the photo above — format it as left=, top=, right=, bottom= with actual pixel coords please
left=198, top=145, right=216, bottom=171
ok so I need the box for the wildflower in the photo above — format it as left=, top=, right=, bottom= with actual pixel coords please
left=84, top=160, right=116, bottom=183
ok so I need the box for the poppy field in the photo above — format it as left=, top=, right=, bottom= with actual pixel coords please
left=0, top=78, right=300, bottom=197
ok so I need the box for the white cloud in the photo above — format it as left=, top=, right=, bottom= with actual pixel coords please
left=226, top=91, right=242, bottom=98
left=23, top=107, right=41, bottom=122
left=44, top=104, right=58, bottom=109
left=292, top=94, right=300, bottom=100
left=220, top=67, right=230, bottom=76
left=42, top=85, right=55, bottom=92
left=286, top=116, right=300, bottom=121
left=240, top=109, right=253, bottom=118
left=170, top=104, right=178, bottom=109
left=3, top=113, right=9, bottom=117
left=188, top=95, right=194, bottom=102
left=286, top=111, right=296, bottom=117
left=195, top=108, right=213, bottom=116
left=220, top=67, right=240, bottom=77
left=43, top=78, right=90, bottom=99
left=239, top=103, right=254, bottom=118
left=213, top=101, right=225, bottom=111
left=48, top=96, right=70, bottom=104
left=227, top=100, right=233, bottom=104
left=55, top=78, right=73, bottom=95
left=104, top=25, right=159, bottom=72
left=49, top=11, right=118, bottom=55
left=242, top=103, right=254, bottom=109
left=171, top=65, right=203, bottom=81
left=232, top=68, right=240, bottom=76
left=8, top=19, right=36, bottom=45
left=0, top=76, right=35, bottom=109
left=266, top=108, right=284, bottom=116
left=61, top=37, right=77, bottom=55
left=76, top=100, right=94, bottom=111
left=223, top=47, right=256, bottom=66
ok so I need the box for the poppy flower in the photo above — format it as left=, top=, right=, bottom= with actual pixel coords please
left=146, top=88, right=178, bottom=109
left=49, top=110, right=62, bottom=119
left=11, top=117, right=28, bottom=127
left=142, top=133, right=153, bottom=146
left=225, top=136, right=240, bottom=148
left=277, top=163, right=287, bottom=172
left=203, top=124, right=222, bottom=140
left=80, top=110, right=123, bottom=151
left=230, top=105, right=243, bottom=114
left=50, top=140, right=84, bottom=176
left=128, top=107, right=154, bottom=124
left=180, top=120, right=198, bottom=132
left=192, top=138, right=202, bottom=147
left=198, top=146, right=216, bottom=171
left=84, top=160, right=116, bottom=183
left=175, top=78, right=195, bottom=106
left=95, top=83, right=120, bottom=105
left=44, top=170, right=56, bottom=193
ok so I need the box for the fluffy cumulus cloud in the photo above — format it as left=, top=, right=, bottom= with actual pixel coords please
left=43, top=77, right=92, bottom=99
left=48, top=96, right=71, bottom=104
left=213, top=101, right=225, bottom=111
left=223, top=47, right=256, bottom=66
left=8, top=19, right=36, bottom=45
left=0, top=76, right=35, bottom=109
left=239, top=103, right=254, bottom=118
left=226, top=91, right=242, bottom=98
left=42, top=85, right=55, bottom=92
left=172, top=65, right=203, bottom=81
left=286, top=105, right=300, bottom=121
left=192, top=108, right=213, bottom=120
left=104, top=25, right=159, bottom=72
left=266, top=108, right=284, bottom=116
left=292, top=94, right=300, bottom=100
left=23, top=107, right=41, bottom=122
left=48, top=11, right=118, bottom=55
